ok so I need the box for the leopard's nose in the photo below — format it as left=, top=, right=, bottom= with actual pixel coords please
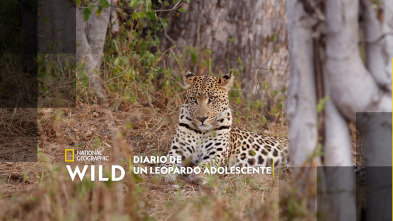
left=196, top=116, right=208, bottom=123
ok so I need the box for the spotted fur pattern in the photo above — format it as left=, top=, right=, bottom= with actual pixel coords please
left=162, top=72, right=288, bottom=183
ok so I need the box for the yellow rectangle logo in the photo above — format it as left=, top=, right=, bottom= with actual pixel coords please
left=65, top=149, right=74, bottom=162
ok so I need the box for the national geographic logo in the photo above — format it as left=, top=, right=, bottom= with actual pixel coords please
left=65, top=149, right=109, bottom=162
left=65, top=149, right=74, bottom=162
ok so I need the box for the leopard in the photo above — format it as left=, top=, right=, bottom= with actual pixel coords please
left=162, top=71, right=289, bottom=184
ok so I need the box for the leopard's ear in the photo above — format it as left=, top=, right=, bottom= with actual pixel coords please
left=219, top=71, right=234, bottom=91
left=183, top=70, right=195, bottom=89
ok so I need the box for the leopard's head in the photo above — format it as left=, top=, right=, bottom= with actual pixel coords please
left=182, top=71, right=233, bottom=131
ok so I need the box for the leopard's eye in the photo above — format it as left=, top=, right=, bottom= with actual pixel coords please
left=190, top=97, right=197, bottom=103
left=209, top=96, right=216, bottom=102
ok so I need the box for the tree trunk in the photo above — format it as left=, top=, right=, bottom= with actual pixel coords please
left=325, top=0, right=391, bottom=123
left=324, top=2, right=392, bottom=218
left=76, top=4, right=111, bottom=105
left=287, top=0, right=392, bottom=219
left=161, top=0, right=289, bottom=100
left=362, top=0, right=393, bottom=92
left=286, top=0, right=319, bottom=212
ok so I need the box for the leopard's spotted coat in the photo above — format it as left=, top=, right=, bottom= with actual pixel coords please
left=162, top=72, right=288, bottom=183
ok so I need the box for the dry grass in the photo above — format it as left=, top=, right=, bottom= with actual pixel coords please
left=0, top=85, right=296, bottom=220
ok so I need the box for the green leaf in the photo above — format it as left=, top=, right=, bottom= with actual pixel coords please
left=236, top=97, right=241, bottom=104
left=178, top=8, right=186, bottom=13
left=99, top=0, right=110, bottom=8
left=83, top=8, right=91, bottom=21
left=269, top=66, right=275, bottom=74
left=261, top=116, right=266, bottom=124
left=146, top=10, right=157, bottom=20
left=131, top=11, right=146, bottom=19
left=145, top=0, right=152, bottom=10
left=317, top=96, right=329, bottom=113
left=130, top=0, right=139, bottom=7
left=270, top=33, right=276, bottom=41
left=95, top=5, right=102, bottom=16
